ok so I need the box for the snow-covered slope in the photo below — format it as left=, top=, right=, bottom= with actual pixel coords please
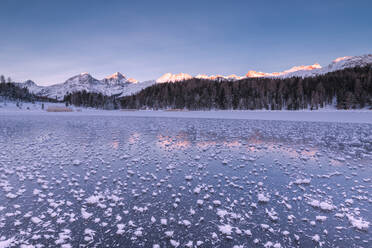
left=118, top=80, right=156, bottom=97
left=17, top=72, right=153, bottom=100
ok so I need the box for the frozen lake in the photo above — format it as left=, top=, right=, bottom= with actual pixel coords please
left=0, top=114, right=371, bottom=247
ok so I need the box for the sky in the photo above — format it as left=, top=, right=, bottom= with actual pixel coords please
left=0, top=0, right=371, bottom=86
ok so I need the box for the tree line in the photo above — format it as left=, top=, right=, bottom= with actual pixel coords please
left=63, top=91, right=120, bottom=109
left=119, top=66, right=372, bottom=110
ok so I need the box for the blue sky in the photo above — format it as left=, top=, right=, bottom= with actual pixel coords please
left=1, top=0, right=371, bottom=85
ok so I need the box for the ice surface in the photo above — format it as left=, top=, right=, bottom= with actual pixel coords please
left=0, top=237, right=15, bottom=248
left=347, top=214, right=370, bottom=231
left=0, top=114, right=371, bottom=247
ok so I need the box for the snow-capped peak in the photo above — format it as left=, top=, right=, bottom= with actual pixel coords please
left=284, top=63, right=322, bottom=73
left=106, top=72, right=126, bottom=80
left=102, top=72, right=139, bottom=85
left=245, top=71, right=267, bottom=78
left=102, top=72, right=134, bottom=86
left=14, top=80, right=42, bottom=95
left=156, top=73, right=193, bottom=83
left=245, top=63, right=322, bottom=78
left=23, top=80, right=37, bottom=87
left=333, top=56, right=352, bottom=63
left=327, top=54, right=372, bottom=69
left=127, top=78, right=138, bottom=84
left=278, top=54, right=372, bottom=78
left=195, top=74, right=209, bottom=79
left=195, top=74, right=244, bottom=81
left=65, top=73, right=97, bottom=85
left=226, top=74, right=245, bottom=80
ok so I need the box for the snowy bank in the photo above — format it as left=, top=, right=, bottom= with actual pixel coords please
left=1, top=101, right=372, bottom=124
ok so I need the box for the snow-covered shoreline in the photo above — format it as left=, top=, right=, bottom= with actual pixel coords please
left=1, top=102, right=372, bottom=124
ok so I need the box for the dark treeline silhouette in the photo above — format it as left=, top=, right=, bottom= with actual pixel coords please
left=3, top=66, right=372, bottom=110
left=63, top=91, right=120, bottom=109
left=120, top=66, right=372, bottom=110
left=0, top=75, right=56, bottom=103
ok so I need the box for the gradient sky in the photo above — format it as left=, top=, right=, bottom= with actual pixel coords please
left=1, top=0, right=371, bottom=85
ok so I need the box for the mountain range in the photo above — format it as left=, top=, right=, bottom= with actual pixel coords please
left=16, top=54, right=372, bottom=100
left=16, top=72, right=155, bottom=100
left=155, top=54, right=372, bottom=82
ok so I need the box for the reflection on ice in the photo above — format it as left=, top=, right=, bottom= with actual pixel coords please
left=128, top=132, right=141, bottom=145
left=0, top=115, right=371, bottom=247
left=111, top=140, right=119, bottom=150
left=157, top=135, right=191, bottom=150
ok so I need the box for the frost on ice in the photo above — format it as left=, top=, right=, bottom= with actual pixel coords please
left=0, top=115, right=371, bottom=247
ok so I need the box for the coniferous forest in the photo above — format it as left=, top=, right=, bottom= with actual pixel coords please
left=63, top=91, right=120, bottom=109
left=120, top=66, right=372, bottom=110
